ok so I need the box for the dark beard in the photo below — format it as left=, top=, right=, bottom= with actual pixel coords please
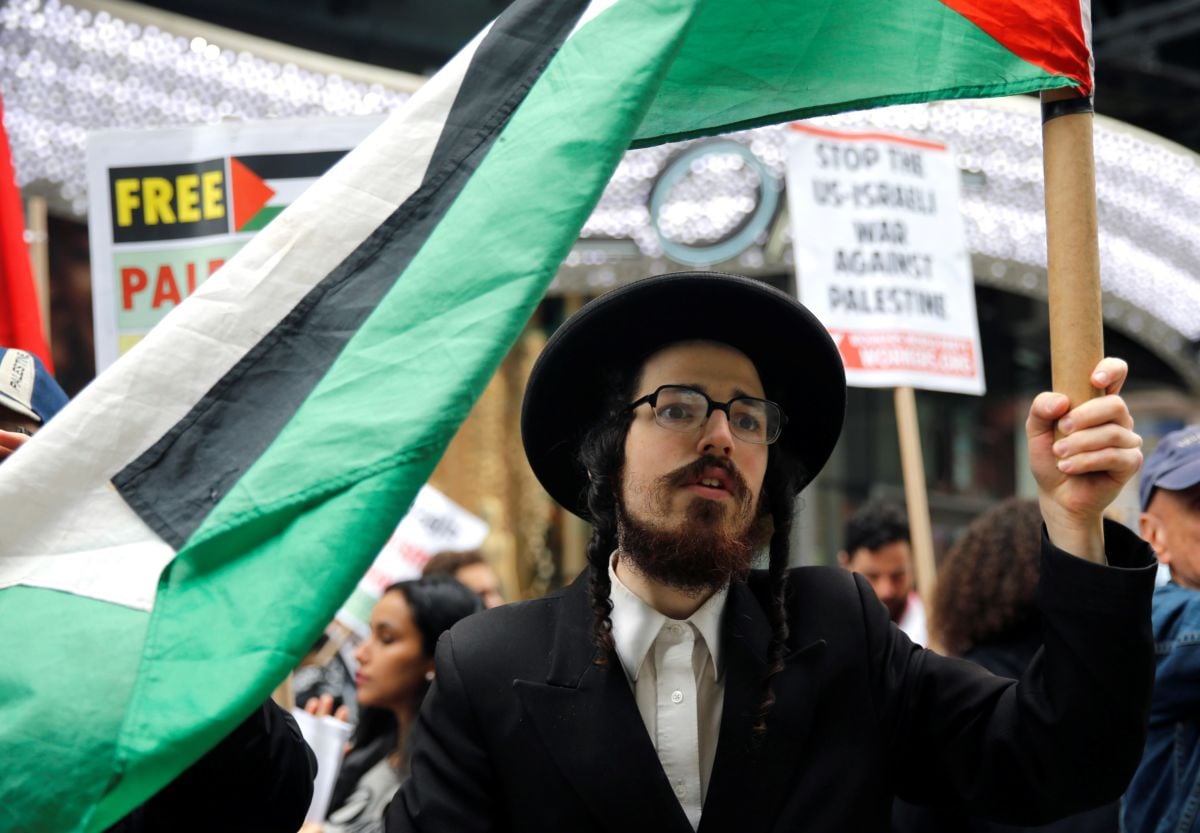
left=616, top=455, right=772, bottom=594
left=883, top=595, right=907, bottom=623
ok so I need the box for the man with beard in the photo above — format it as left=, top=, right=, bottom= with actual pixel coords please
left=838, top=500, right=926, bottom=645
left=387, top=271, right=1155, bottom=833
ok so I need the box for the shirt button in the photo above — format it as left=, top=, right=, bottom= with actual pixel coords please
left=671, top=689, right=684, bottom=704
left=674, top=782, right=687, bottom=799
left=667, top=623, right=682, bottom=634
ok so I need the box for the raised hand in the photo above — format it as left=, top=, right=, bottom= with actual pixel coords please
left=303, top=693, right=350, bottom=722
left=1026, top=357, right=1143, bottom=560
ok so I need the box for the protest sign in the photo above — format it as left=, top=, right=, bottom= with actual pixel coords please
left=338, top=485, right=489, bottom=635
left=786, top=124, right=985, bottom=395
left=86, top=116, right=383, bottom=370
left=290, top=709, right=354, bottom=822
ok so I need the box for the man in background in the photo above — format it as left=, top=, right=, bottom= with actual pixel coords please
left=1122, top=425, right=1200, bottom=833
left=424, top=549, right=505, bottom=608
left=838, top=500, right=926, bottom=645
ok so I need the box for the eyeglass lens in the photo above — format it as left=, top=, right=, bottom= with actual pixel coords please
left=653, top=386, right=780, bottom=444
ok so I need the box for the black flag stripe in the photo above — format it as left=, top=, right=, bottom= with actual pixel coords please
left=114, top=0, right=590, bottom=549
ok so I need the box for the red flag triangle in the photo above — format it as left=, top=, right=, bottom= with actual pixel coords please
left=938, top=0, right=1092, bottom=95
left=230, top=157, right=277, bottom=232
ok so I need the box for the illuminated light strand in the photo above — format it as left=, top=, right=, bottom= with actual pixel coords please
left=2, top=1, right=1198, bottom=349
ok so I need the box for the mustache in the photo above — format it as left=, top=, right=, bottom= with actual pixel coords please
left=660, top=455, right=751, bottom=502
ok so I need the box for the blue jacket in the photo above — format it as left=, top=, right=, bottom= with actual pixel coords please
left=1123, top=582, right=1200, bottom=833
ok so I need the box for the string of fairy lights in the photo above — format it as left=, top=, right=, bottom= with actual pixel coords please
left=3, top=0, right=1199, bottom=380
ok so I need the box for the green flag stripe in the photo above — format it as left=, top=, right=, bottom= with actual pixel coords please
left=238, top=204, right=285, bottom=232
left=95, top=0, right=700, bottom=826
left=636, top=74, right=1071, bottom=149
left=0, top=588, right=148, bottom=833
left=631, top=0, right=1067, bottom=147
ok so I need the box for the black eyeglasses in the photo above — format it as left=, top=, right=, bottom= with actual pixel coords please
left=627, top=385, right=786, bottom=445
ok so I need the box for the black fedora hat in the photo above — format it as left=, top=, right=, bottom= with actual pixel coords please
left=521, top=271, right=846, bottom=519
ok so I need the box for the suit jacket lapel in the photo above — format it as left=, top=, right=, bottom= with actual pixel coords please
left=513, top=571, right=692, bottom=833
left=699, top=579, right=826, bottom=833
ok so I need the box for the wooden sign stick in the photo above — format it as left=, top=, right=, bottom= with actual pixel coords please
left=1041, top=87, right=1106, bottom=563
left=26, top=196, right=51, bottom=344
left=894, top=386, right=937, bottom=597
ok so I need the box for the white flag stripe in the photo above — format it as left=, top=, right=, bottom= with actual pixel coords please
left=264, top=176, right=320, bottom=207
left=0, top=391, right=175, bottom=609
left=3, top=540, right=176, bottom=611
left=1079, top=1, right=1095, bottom=90
left=0, top=24, right=487, bottom=609
left=568, top=0, right=622, bottom=38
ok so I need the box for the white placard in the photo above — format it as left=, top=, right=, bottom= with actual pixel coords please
left=290, top=709, right=354, bottom=823
left=85, top=116, right=384, bottom=371
left=786, top=124, right=985, bottom=395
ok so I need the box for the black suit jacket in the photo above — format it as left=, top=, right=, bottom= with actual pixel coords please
left=388, top=522, right=1155, bottom=833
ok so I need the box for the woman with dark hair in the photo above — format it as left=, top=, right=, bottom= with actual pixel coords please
left=932, top=497, right=1045, bottom=665
left=892, top=497, right=1117, bottom=833
left=303, top=576, right=481, bottom=833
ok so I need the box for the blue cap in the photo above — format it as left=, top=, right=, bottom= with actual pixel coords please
left=0, top=348, right=68, bottom=425
left=1141, top=425, right=1200, bottom=511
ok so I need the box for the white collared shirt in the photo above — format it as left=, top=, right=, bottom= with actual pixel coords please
left=608, top=555, right=728, bottom=830
left=898, top=591, right=927, bottom=646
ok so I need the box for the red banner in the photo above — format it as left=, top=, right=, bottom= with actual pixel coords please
left=0, top=94, right=52, bottom=371
left=833, top=329, right=979, bottom=378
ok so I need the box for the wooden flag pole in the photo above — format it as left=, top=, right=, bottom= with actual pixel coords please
left=1041, top=87, right=1106, bottom=562
left=894, top=386, right=937, bottom=598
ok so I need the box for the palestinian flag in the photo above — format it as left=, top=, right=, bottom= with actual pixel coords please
left=231, top=150, right=349, bottom=232
left=0, top=0, right=1092, bottom=829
